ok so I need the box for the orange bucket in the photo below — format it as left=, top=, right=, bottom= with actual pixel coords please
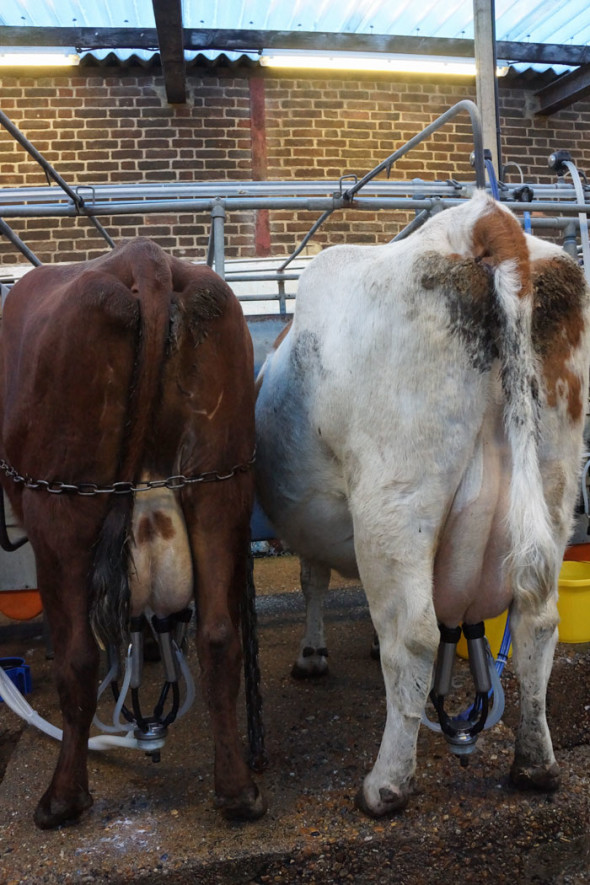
left=0, top=589, right=42, bottom=620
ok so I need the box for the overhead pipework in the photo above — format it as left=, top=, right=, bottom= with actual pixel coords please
left=0, top=100, right=589, bottom=306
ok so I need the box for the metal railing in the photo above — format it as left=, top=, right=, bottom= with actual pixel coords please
left=1, top=100, right=589, bottom=308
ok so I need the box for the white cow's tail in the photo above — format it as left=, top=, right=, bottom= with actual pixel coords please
left=474, top=197, right=558, bottom=608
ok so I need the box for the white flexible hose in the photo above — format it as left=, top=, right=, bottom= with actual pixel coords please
left=111, top=644, right=135, bottom=731
left=92, top=655, right=134, bottom=734
left=0, top=666, right=166, bottom=753
left=174, top=643, right=196, bottom=720
left=0, top=640, right=196, bottom=753
left=88, top=731, right=165, bottom=751
left=0, top=666, right=63, bottom=741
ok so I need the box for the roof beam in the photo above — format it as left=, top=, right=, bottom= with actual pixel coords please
left=536, top=64, right=590, bottom=114
left=151, top=0, right=185, bottom=102
left=0, top=27, right=162, bottom=51
left=0, top=27, right=589, bottom=67
left=474, top=0, right=501, bottom=176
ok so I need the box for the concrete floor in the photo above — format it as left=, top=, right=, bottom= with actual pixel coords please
left=1, top=558, right=589, bottom=884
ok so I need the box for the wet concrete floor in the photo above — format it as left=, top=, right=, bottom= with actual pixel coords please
left=0, top=556, right=589, bottom=884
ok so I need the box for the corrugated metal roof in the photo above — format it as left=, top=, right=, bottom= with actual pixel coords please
left=2, top=0, right=589, bottom=42
left=0, top=0, right=589, bottom=73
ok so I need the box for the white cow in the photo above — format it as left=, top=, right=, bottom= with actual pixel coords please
left=255, top=192, right=590, bottom=817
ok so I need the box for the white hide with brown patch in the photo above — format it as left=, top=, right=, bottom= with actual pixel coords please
left=129, top=487, right=193, bottom=617
left=255, top=192, right=590, bottom=817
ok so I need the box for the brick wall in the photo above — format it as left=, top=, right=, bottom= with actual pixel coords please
left=0, top=71, right=255, bottom=265
left=1, top=64, right=589, bottom=267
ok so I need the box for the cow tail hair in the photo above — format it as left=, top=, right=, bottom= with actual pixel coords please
left=489, top=226, right=558, bottom=611
left=90, top=241, right=173, bottom=648
left=89, top=496, right=134, bottom=650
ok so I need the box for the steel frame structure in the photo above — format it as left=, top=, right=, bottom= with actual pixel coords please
left=1, top=100, right=589, bottom=314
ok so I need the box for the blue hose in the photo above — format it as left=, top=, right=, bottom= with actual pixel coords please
left=452, top=615, right=511, bottom=725
left=494, top=614, right=512, bottom=677
left=485, top=157, right=500, bottom=200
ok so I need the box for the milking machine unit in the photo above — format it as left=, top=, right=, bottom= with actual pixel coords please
left=0, top=548, right=266, bottom=769
left=93, top=608, right=197, bottom=760
left=421, top=620, right=511, bottom=765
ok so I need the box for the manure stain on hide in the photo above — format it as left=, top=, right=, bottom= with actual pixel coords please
left=167, top=275, right=229, bottom=354
left=291, top=329, right=325, bottom=378
left=417, top=251, right=497, bottom=374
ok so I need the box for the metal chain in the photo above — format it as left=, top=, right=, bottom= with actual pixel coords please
left=0, top=451, right=255, bottom=496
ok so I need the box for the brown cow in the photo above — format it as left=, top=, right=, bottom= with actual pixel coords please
left=0, top=238, right=266, bottom=828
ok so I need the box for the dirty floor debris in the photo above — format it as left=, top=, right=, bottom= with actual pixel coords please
left=1, top=555, right=589, bottom=884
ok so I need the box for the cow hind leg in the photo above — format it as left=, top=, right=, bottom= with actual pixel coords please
left=197, top=613, right=266, bottom=820
left=291, top=558, right=331, bottom=679
left=188, top=498, right=267, bottom=821
left=33, top=563, right=99, bottom=829
left=197, top=604, right=266, bottom=820
left=353, top=531, right=439, bottom=817
left=509, top=596, right=560, bottom=792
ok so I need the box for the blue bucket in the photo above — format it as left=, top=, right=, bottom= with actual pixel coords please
left=0, top=656, right=32, bottom=701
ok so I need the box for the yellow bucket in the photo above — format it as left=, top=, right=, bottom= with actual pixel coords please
left=455, top=560, right=590, bottom=658
left=456, top=611, right=511, bottom=660
left=557, top=560, right=590, bottom=643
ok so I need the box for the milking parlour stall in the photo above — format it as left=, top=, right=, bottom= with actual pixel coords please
left=0, top=2, right=589, bottom=883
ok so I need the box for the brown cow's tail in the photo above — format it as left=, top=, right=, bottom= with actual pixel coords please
left=472, top=195, right=558, bottom=609
left=89, top=240, right=173, bottom=648
left=90, top=496, right=135, bottom=649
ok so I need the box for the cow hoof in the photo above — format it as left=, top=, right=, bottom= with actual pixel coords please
left=291, top=658, right=328, bottom=679
left=291, top=647, right=329, bottom=679
left=510, top=760, right=560, bottom=792
left=34, top=789, right=93, bottom=830
left=216, top=784, right=268, bottom=822
left=354, top=785, right=409, bottom=818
